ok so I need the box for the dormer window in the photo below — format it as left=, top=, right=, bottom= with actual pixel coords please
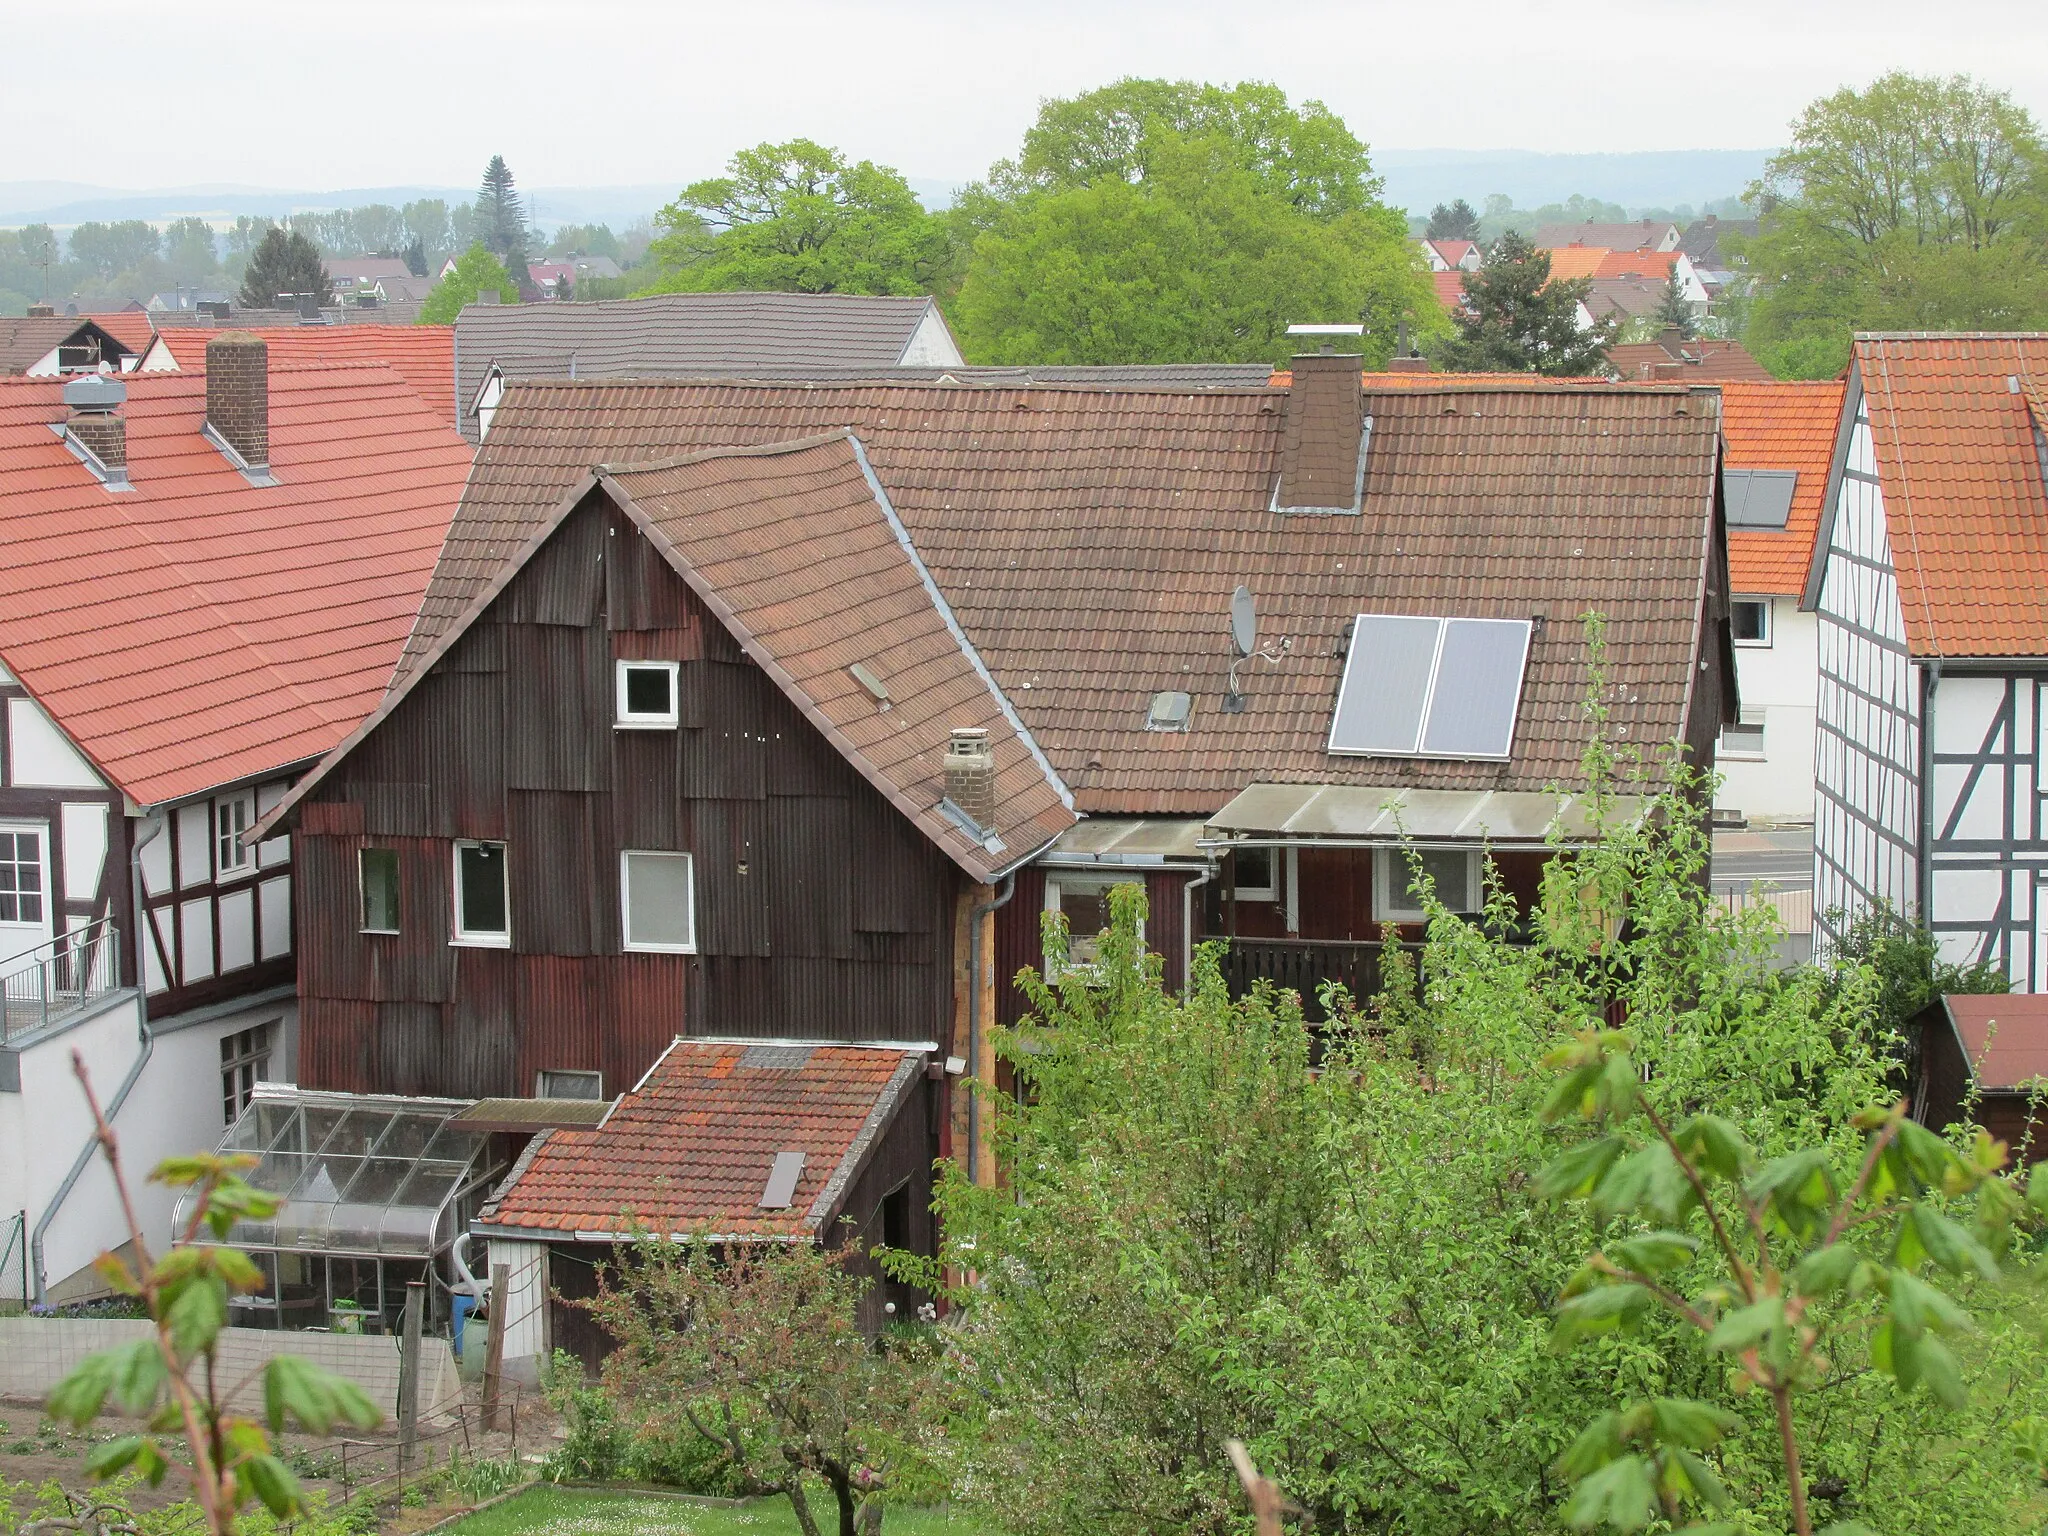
left=616, top=661, right=680, bottom=729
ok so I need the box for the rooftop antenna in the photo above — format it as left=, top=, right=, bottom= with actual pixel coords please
left=1223, top=584, right=1290, bottom=713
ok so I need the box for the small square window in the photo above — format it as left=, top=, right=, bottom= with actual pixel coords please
left=1719, top=715, right=1767, bottom=759
left=1044, top=875, right=1143, bottom=976
left=537, top=1069, right=604, bottom=1100
left=1731, top=598, right=1772, bottom=647
left=616, top=661, right=680, bottom=729
left=360, top=848, right=400, bottom=932
left=1232, top=847, right=1279, bottom=901
left=453, top=841, right=510, bottom=946
left=215, top=792, right=255, bottom=880
left=621, top=849, right=695, bottom=951
left=1375, top=847, right=1480, bottom=922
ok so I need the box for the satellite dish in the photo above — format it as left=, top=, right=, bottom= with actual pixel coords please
left=1230, top=585, right=1257, bottom=658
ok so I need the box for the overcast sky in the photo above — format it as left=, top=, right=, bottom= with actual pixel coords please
left=9, top=0, right=2046, bottom=191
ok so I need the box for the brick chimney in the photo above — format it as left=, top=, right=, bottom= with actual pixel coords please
left=205, top=331, right=268, bottom=469
left=1277, top=347, right=1366, bottom=511
left=62, top=374, right=127, bottom=485
left=26, top=303, right=54, bottom=318
left=944, top=727, right=996, bottom=832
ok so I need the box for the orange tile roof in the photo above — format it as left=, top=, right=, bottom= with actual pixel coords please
left=1539, top=246, right=1610, bottom=283
left=83, top=312, right=159, bottom=354
left=1593, top=248, right=1681, bottom=282
left=1717, top=379, right=1846, bottom=596
left=0, top=363, right=473, bottom=805
left=1431, top=269, right=1470, bottom=313
left=152, top=325, right=458, bottom=429
left=1849, top=334, right=2048, bottom=656
left=1267, top=367, right=1610, bottom=387
left=477, top=1038, right=928, bottom=1239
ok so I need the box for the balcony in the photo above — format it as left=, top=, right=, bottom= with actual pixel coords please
left=1217, top=936, right=1417, bottom=1023
left=2, top=920, right=124, bottom=1045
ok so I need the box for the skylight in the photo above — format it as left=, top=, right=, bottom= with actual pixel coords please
left=1328, top=615, right=1533, bottom=760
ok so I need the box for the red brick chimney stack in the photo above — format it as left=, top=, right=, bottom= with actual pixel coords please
left=205, top=331, right=269, bottom=469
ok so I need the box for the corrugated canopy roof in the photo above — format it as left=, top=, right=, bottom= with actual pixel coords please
left=1201, top=783, right=1644, bottom=845
left=394, top=378, right=1722, bottom=817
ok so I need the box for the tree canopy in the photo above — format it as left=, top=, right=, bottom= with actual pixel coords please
left=1741, top=72, right=2048, bottom=377
left=474, top=154, right=533, bottom=289
left=643, top=139, right=940, bottom=296
left=418, top=243, right=516, bottom=324
left=1427, top=198, right=1481, bottom=241
left=947, top=79, right=1431, bottom=365
left=235, top=226, right=333, bottom=309
left=1439, top=230, right=1613, bottom=374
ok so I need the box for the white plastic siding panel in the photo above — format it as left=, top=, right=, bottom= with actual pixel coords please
left=139, top=820, right=171, bottom=897
left=59, top=803, right=108, bottom=903
left=7, top=699, right=103, bottom=788
left=217, top=887, right=255, bottom=973
left=484, top=1239, right=549, bottom=1365
left=179, top=897, right=214, bottom=981
left=142, top=912, right=169, bottom=993
left=149, top=906, right=176, bottom=992
left=259, top=876, right=291, bottom=960
left=175, top=803, right=211, bottom=889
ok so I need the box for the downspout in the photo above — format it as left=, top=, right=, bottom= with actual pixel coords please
left=1182, top=864, right=1215, bottom=991
left=32, top=814, right=163, bottom=1305
left=1918, top=661, right=1940, bottom=924
left=965, top=874, right=1016, bottom=1187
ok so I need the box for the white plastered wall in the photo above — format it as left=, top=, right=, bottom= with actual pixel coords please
left=1715, top=602, right=1818, bottom=824
left=897, top=306, right=965, bottom=368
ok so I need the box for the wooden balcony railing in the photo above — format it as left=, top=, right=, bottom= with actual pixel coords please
left=1216, top=936, right=1418, bottom=1021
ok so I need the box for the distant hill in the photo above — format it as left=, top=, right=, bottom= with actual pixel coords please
left=1373, top=148, right=1773, bottom=217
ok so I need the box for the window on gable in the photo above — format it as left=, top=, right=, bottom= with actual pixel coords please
left=453, top=841, right=510, bottom=946
left=360, top=848, right=400, bottom=933
left=215, top=791, right=255, bottom=880
left=616, top=660, right=680, bottom=730
left=1328, top=615, right=1532, bottom=760
left=1732, top=598, right=1772, bottom=647
left=1374, top=848, right=1481, bottom=922
left=621, top=850, right=695, bottom=952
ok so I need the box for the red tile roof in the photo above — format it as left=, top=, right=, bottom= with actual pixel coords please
left=477, top=1038, right=929, bottom=1239
left=83, top=312, right=159, bottom=354
left=1426, top=239, right=1478, bottom=267
left=1607, top=338, right=1773, bottom=383
left=150, top=325, right=459, bottom=429
left=0, top=363, right=474, bottom=805
left=1430, top=270, right=1470, bottom=313
left=1940, top=994, right=2048, bottom=1092
left=1593, top=248, right=1681, bottom=282
left=1847, top=334, right=2048, bottom=656
left=1539, top=246, right=1609, bottom=283
left=1718, top=379, right=1846, bottom=596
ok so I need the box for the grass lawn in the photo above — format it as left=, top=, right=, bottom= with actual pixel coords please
left=440, top=1485, right=993, bottom=1536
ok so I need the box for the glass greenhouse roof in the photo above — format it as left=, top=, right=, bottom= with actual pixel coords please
left=178, top=1085, right=490, bottom=1258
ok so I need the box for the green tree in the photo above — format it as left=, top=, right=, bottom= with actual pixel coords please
left=645, top=139, right=940, bottom=295
left=1440, top=230, right=1614, bottom=374
left=549, top=222, right=622, bottom=260
left=68, top=220, right=161, bottom=281
left=419, top=242, right=517, bottom=323
left=162, top=217, right=219, bottom=275
left=402, top=236, right=427, bottom=277
left=1654, top=267, right=1696, bottom=336
left=401, top=198, right=452, bottom=261
left=235, top=226, right=333, bottom=309
left=474, top=154, right=533, bottom=286
left=1427, top=198, right=1482, bottom=241
left=1742, top=72, right=2048, bottom=378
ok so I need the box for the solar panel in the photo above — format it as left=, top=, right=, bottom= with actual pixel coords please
left=1420, top=619, right=1533, bottom=758
left=759, top=1150, right=807, bottom=1210
left=1328, top=614, right=1532, bottom=761
left=1328, top=615, right=1441, bottom=754
left=1723, top=468, right=1797, bottom=529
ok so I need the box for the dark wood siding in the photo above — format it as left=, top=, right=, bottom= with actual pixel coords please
left=296, top=492, right=963, bottom=1098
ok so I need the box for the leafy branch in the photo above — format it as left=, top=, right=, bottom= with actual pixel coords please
left=43, top=1052, right=381, bottom=1536
left=1536, top=1027, right=2046, bottom=1536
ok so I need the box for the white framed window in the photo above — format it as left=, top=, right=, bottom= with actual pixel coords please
left=1718, top=712, right=1767, bottom=760
left=214, top=790, right=255, bottom=881
left=620, top=849, right=695, bottom=952
left=1044, top=874, right=1144, bottom=976
left=360, top=848, right=400, bottom=933
left=537, top=1069, right=604, bottom=1100
left=453, top=841, right=510, bottom=947
left=1232, top=847, right=1279, bottom=901
left=1374, top=847, right=1482, bottom=922
left=220, top=1024, right=270, bottom=1124
left=615, top=660, right=680, bottom=729
left=0, top=824, right=47, bottom=928
left=1731, top=597, right=1772, bottom=648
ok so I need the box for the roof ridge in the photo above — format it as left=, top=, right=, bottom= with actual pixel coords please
left=597, top=429, right=855, bottom=475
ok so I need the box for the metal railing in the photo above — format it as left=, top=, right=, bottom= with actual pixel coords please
left=1219, top=936, right=1417, bottom=1022
left=1, top=919, right=123, bottom=1044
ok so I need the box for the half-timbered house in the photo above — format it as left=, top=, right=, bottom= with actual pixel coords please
left=0, top=334, right=471, bottom=1302
left=1807, top=334, right=2048, bottom=986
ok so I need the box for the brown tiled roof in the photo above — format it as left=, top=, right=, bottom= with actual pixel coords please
left=453, top=292, right=958, bottom=437
left=1607, top=338, right=1773, bottom=383
left=476, top=1038, right=928, bottom=1240
left=1838, top=334, right=2048, bottom=657
left=398, top=377, right=1721, bottom=815
left=1719, top=379, right=1845, bottom=596
left=1939, top=994, right=2048, bottom=1093
left=1535, top=220, right=1676, bottom=252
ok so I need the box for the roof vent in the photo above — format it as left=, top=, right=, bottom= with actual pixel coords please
left=1147, top=690, right=1192, bottom=732
left=943, top=727, right=996, bottom=832
left=62, top=375, right=125, bottom=412
left=60, top=374, right=129, bottom=488
left=850, top=661, right=892, bottom=711
left=741, top=1044, right=815, bottom=1070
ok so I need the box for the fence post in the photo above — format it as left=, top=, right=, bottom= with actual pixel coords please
left=481, top=1262, right=509, bottom=1431
left=397, top=1279, right=424, bottom=1471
